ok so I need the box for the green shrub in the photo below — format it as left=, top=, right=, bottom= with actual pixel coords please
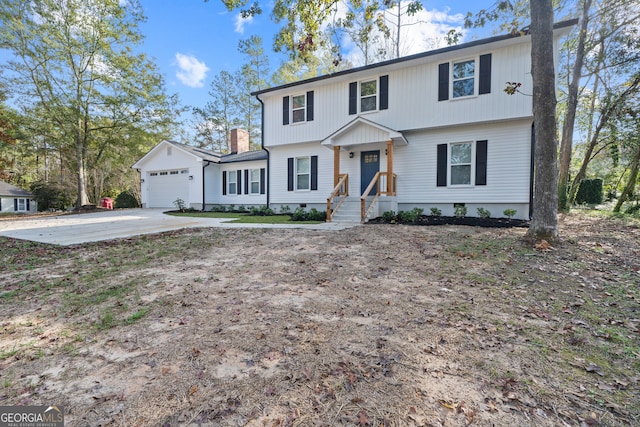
left=173, top=198, right=186, bottom=212
left=237, top=205, right=247, bottom=212
left=210, top=205, right=226, bottom=212
left=625, top=204, right=640, bottom=215
left=307, top=208, right=326, bottom=221
left=503, top=209, right=517, bottom=219
left=397, top=207, right=423, bottom=223
left=290, top=207, right=326, bottom=222
left=114, top=191, right=139, bottom=208
left=477, top=207, right=491, bottom=218
left=382, top=210, right=396, bottom=222
left=291, top=207, right=308, bottom=221
left=249, top=205, right=275, bottom=216
left=575, top=178, right=603, bottom=205
left=454, top=205, right=467, bottom=218
left=30, top=181, right=72, bottom=211
left=430, top=207, right=442, bottom=217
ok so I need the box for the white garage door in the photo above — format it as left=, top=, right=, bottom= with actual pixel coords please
left=147, top=169, right=190, bottom=208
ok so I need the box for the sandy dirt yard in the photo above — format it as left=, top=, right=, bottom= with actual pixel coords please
left=1, top=213, right=639, bottom=426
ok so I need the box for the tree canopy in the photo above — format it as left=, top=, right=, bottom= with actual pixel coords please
left=0, top=0, right=181, bottom=207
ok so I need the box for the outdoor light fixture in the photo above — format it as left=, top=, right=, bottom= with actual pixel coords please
left=189, top=175, right=194, bottom=180
left=141, top=179, right=145, bottom=183
left=349, top=152, right=354, bottom=158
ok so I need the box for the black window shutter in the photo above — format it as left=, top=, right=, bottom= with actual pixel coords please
left=475, top=140, right=488, bottom=185
left=260, top=168, right=266, bottom=194
left=282, top=96, right=290, bottom=125
left=236, top=170, right=242, bottom=195
left=379, top=75, right=389, bottom=110
left=27, top=199, right=30, bottom=211
left=287, top=158, right=294, bottom=191
left=479, top=54, right=492, bottom=95
left=348, top=82, right=357, bottom=115
left=14, top=198, right=17, bottom=211
left=311, top=155, right=318, bottom=191
left=222, top=171, right=227, bottom=195
left=244, top=169, right=249, bottom=194
left=438, top=63, right=449, bottom=101
left=437, top=144, right=448, bottom=187
left=306, top=91, right=314, bottom=121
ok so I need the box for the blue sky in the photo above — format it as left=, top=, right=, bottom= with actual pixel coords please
left=138, top=0, right=491, bottom=111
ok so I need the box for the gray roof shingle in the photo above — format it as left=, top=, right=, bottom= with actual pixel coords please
left=0, top=180, right=34, bottom=197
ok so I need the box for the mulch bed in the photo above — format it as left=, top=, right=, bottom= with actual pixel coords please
left=368, top=215, right=530, bottom=228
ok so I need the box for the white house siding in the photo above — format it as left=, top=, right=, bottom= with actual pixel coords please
left=258, top=37, right=535, bottom=149
left=394, top=119, right=532, bottom=219
left=0, top=196, right=37, bottom=213
left=217, top=160, right=268, bottom=208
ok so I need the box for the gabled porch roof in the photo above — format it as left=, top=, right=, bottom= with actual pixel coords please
left=320, top=116, right=408, bottom=150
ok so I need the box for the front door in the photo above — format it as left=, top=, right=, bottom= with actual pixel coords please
left=360, top=150, right=380, bottom=195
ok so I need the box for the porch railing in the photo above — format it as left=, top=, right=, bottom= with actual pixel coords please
left=326, top=174, right=349, bottom=222
left=360, top=172, right=397, bottom=222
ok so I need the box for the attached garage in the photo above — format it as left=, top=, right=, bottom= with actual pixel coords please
left=133, top=131, right=267, bottom=210
left=146, top=169, right=190, bottom=208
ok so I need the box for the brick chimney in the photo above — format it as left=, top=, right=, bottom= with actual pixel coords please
left=230, top=128, right=250, bottom=153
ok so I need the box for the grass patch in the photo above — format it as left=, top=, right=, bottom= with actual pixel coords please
left=167, top=211, right=242, bottom=219
left=126, top=307, right=149, bottom=324
left=167, top=211, right=322, bottom=224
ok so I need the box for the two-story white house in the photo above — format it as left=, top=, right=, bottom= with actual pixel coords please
left=251, top=20, right=575, bottom=222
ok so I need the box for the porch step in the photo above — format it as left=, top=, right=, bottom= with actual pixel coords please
left=330, top=198, right=362, bottom=224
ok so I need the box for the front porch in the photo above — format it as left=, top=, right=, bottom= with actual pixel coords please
left=322, top=117, right=407, bottom=223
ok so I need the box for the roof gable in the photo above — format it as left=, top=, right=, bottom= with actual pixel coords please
left=321, top=116, right=408, bottom=149
left=132, top=140, right=220, bottom=169
left=0, top=180, right=34, bottom=197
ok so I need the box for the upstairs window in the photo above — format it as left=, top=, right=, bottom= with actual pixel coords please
left=452, top=60, right=475, bottom=98
left=349, top=75, right=388, bottom=115
left=283, top=91, right=314, bottom=125
left=360, top=80, right=377, bottom=112
left=292, top=94, right=306, bottom=123
left=438, top=54, right=492, bottom=101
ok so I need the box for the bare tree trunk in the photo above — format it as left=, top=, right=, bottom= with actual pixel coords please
left=528, top=0, right=559, bottom=241
left=613, top=144, right=640, bottom=212
left=558, top=0, right=591, bottom=211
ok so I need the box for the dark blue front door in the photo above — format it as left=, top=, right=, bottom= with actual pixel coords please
left=360, top=150, right=380, bottom=195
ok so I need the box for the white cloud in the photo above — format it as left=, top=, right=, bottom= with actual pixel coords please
left=234, top=13, right=253, bottom=34
left=174, top=53, right=209, bottom=88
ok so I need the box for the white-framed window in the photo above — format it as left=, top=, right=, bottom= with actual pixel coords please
left=450, top=142, right=473, bottom=185
left=159, top=171, right=168, bottom=176
left=170, top=170, right=179, bottom=175
left=360, top=79, right=377, bottom=112
left=452, top=59, right=476, bottom=98
left=250, top=169, right=260, bottom=194
left=296, top=157, right=310, bottom=190
left=150, top=172, right=158, bottom=176
left=292, top=94, right=306, bottom=123
left=16, top=198, right=28, bottom=212
left=228, top=171, right=237, bottom=195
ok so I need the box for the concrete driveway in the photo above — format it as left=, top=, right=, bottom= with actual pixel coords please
left=0, top=209, right=351, bottom=246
